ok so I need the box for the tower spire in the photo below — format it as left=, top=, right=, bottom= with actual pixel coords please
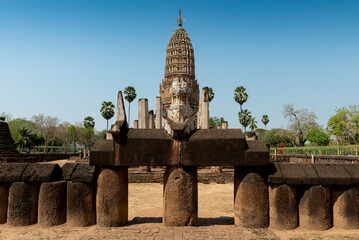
left=175, top=5, right=185, bottom=26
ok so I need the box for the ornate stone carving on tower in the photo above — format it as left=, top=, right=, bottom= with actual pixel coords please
left=160, top=8, right=199, bottom=122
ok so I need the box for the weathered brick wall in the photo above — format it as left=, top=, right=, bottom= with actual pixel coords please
left=271, top=154, right=359, bottom=163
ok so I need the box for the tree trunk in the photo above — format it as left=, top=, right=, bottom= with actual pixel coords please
left=128, top=102, right=131, bottom=127
left=106, top=120, right=109, bottom=132
left=73, top=141, right=76, bottom=154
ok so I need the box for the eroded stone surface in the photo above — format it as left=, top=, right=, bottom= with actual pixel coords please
left=0, top=183, right=8, bottom=223
left=97, top=167, right=128, bottom=227
left=38, top=181, right=66, bottom=226
left=7, top=182, right=38, bottom=226
left=298, top=185, right=331, bottom=230
left=331, top=186, right=358, bottom=229
left=234, top=167, right=268, bottom=228
left=269, top=184, right=297, bottom=230
left=163, top=166, right=198, bottom=226
left=67, top=181, right=95, bottom=227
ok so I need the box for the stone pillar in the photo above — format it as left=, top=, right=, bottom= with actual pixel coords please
left=331, top=186, right=358, bottom=229
left=67, top=181, right=96, bottom=226
left=38, top=181, right=66, bottom=226
left=155, top=97, right=163, bottom=129
left=106, top=132, right=113, bottom=140
left=298, top=185, right=331, bottom=230
left=200, top=87, right=209, bottom=129
left=138, top=98, right=149, bottom=129
left=0, top=183, right=8, bottom=224
left=269, top=184, right=297, bottom=229
left=97, top=167, right=128, bottom=227
left=148, top=110, right=154, bottom=129
left=133, top=120, right=138, bottom=129
left=163, top=166, right=198, bottom=226
left=7, top=182, right=38, bottom=226
left=222, top=121, right=228, bottom=129
left=234, top=167, right=268, bottom=228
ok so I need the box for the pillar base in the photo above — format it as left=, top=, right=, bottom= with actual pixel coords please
left=269, top=184, right=297, bottom=230
left=298, top=185, right=331, bottom=230
left=234, top=167, right=268, bottom=228
left=97, top=167, right=128, bottom=227
left=163, top=166, right=198, bottom=226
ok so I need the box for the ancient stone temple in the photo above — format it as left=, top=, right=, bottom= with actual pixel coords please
left=160, top=7, right=199, bottom=118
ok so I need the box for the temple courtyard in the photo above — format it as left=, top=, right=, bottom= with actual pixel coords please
left=0, top=182, right=357, bottom=240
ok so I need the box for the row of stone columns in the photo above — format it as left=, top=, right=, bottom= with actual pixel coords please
left=269, top=183, right=358, bottom=230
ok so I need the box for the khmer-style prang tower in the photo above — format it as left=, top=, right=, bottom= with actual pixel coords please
left=160, top=8, right=199, bottom=123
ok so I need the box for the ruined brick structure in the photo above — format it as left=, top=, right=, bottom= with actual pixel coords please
left=160, top=7, right=199, bottom=115
left=0, top=9, right=358, bottom=232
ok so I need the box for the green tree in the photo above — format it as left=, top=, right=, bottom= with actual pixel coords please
left=238, top=109, right=251, bottom=132
left=327, top=105, right=359, bottom=145
left=56, top=121, right=71, bottom=153
left=249, top=116, right=258, bottom=131
left=209, top=117, right=224, bottom=128
left=124, top=86, right=137, bottom=125
left=208, top=87, right=214, bottom=102
left=261, top=115, right=269, bottom=130
left=8, top=118, right=36, bottom=148
left=283, top=104, right=319, bottom=146
left=234, top=86, right=248, bottom=112
left=84, top=116, right=95, bottom=129
left=31, top=114, right=59, bottom=152
left=68, top=125, right=80, bottom=153
left=100, top=101, right=115, bottom=131
left=307, top=130, right=330, bottom=146
left=264, top=128, right=294, bottom=147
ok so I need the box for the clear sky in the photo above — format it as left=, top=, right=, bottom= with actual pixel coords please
left=0, top=0, right=358, bottom=131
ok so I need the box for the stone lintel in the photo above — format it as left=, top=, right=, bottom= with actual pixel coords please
left=90, top=129, right=270, bottom=167
left=279, top=163, right=306, bottom=185
left=267, top=163, right=283, bottom=184
left=344, top=164, right=359, bottom=184
left=181, top=129, right=248, bottom=166
left=90, top=139, right=115, bottom=166
left=314, top=164, right=352, bottom=185
left=243, top=140, right=270, bottom=166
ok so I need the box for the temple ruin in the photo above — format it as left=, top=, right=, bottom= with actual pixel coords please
left=0, top=8, right=357, bottom=233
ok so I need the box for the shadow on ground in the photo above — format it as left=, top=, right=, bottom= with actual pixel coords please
left=128, top=216, right=234, bottom=226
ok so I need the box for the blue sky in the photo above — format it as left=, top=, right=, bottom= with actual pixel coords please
left=0, top=0, right=358, bottom=131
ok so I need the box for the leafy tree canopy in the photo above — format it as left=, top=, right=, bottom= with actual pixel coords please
left=84, top=116, right=95, bottom=129
left=209, top=117, right=224, bottom=128
left=283, top=104, right=319, bottom=146
left=208, top=87, right=214, bottom=102
left=307, top=129, right=330, bottom=146
left=264, top=128, right=294, bottom=147
left=327, top=105, right=359, bottom=145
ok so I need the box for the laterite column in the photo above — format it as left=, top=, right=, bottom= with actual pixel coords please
left=163, top=166, right=198, bottom=226
left=97, top=167, right=128, bottom=227
left=269, top=184, right=297, bottom=229
left=7, top=182, right=38, bottom=226
left=234, top=167, right=268, bottom=228
left=0, top=183, right=9, bottom=223
left=331, top=186, right=358, bottom=229
left=298, top=185, right=331, bottom=230
left=38, top=181, right=66, bottom=226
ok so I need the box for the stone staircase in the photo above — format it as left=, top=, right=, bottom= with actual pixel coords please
left=0, top=122, right=26, bottom=162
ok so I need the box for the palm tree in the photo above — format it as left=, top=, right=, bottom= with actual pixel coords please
left=84, top=116, right=95, bottom=129
left=238, top=109, right=251, bottom=132
left=234, top=86, right=248, bottom=112
left=208, top=87, right=214, bottom=102
left=261, top=114, right=269, bottom=130
left=100, top=101, right=115, bottom=131
left=124, top=86, right=137, bottom=126
left=249, top=116, right=258, bottom=131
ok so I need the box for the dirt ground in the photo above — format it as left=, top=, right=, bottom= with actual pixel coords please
left=0, top=183, right=358, bottom=240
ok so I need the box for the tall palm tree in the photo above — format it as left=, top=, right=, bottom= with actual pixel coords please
left=208, top=87, right=214, bottom=102
left=234, top=86, right=248, bottom=112
left=249, top=116, right=258, bottom=131
left=100, top=101, right=115, bottom=131
left=261, top=115, right=269, bottom=130
left=238, top=109, right=251, bottom=132
left=124, top=86, right=137, bottom=126
left=84, top=116, right=95, bottom=129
